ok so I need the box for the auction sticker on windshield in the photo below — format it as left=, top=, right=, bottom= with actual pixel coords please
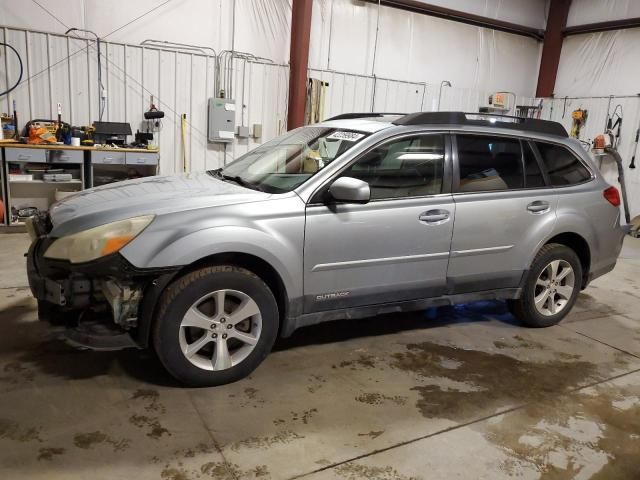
left=327, top=131, right=365, bottom=142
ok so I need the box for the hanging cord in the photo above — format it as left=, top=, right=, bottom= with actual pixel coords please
left=370, top=0, right=381, bottom=77
left=606, top=103, right=624, bottom=149
left=0, top=42, right=23, bottom=97
left=66, top=28, right=105, bottom=121
left=97, top=37, right=105, bottom=121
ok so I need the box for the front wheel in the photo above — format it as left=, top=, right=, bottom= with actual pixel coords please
left=509, top=243, right=582, bottom=328
left=153, top=266, right=279, bottom=387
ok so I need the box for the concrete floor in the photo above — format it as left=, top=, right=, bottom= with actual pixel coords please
left=0, top=233, right=639, bottom=480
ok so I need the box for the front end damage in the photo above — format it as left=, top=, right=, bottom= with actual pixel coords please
left=99, top=279, right=143, bottom=329
left=26, top=215, right=178, bottom=351
left=64, top=279, right=145, bottom=351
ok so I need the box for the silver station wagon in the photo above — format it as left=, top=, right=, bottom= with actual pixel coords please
left=26, top=112, right=626, bottom=386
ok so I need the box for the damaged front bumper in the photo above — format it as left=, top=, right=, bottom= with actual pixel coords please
left=27, top=234, right=178, bottom=351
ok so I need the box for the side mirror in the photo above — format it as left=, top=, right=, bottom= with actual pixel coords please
left=328, top=177, right=370, bottom=204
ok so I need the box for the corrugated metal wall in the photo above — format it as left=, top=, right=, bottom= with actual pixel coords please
left=540, top=96, right=640, bottom=217
left=1, top=25, right=540, bottom=178
left=0, top=26, right=290, bottom=174
left=307, top=67, right=539, bottom=119
left=309, top=0, right=542, bottom=98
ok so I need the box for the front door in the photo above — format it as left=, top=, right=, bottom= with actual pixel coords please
left=303, top=133, right=455, bottom=313
left=447, top=134, right=557, bottom=293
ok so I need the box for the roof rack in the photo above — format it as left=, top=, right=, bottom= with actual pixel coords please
left=325, top=112, right=406, bottom=121
left=393, top=111, right=568, bottom=137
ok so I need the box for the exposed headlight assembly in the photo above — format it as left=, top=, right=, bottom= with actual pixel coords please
left=44, top=215, right=154, bottom=264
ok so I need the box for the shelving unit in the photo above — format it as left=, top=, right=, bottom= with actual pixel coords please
left=9, top=179, right=83, bottom=184
left=4, top=146, right=85, bottom=225
left=88, top=150, right=159, bottom=188
left=0, top=143, right=160, bottom=228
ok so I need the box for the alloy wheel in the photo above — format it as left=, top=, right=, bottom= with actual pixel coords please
left=533, top=259, right=575, bottom=317
left=178, top=289, right=262, bottom=371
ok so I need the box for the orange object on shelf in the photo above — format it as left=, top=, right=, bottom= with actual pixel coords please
left=593, top=134, right=606, bottom=150
left=27, top=125, right=56, bottom=144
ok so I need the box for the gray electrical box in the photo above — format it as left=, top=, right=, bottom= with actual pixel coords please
left=236, top=125, right=250, bottom=138
left=208, top=98, right=236, bottom=143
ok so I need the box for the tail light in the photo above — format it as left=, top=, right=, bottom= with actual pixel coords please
left=603, top=186, right=621, bottom=207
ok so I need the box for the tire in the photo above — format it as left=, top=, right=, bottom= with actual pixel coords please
left=508, top=243, right=582, bottom=328
left=153, top=265, right=279, bottom=387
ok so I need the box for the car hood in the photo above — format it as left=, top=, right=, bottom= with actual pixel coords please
left=48, top=171, right=270, bottom=236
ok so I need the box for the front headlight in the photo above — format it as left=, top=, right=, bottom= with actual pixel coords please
left=44, top=215, right=154, bottom=264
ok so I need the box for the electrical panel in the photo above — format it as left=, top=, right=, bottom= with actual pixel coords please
left=208, top=98, right=236, bottom=143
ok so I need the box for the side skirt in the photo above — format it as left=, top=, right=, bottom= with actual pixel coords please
left=281, top=287, right=522, bottom=337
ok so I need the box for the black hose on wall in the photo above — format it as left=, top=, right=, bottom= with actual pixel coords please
left=0, top=42, right=23, bottom=97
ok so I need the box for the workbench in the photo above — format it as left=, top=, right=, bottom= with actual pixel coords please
left=0, top=142, right=160, bottom=227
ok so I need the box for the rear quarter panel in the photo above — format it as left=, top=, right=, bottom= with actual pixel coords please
left=524, top=139, right=624, bottom=275
left=534, top=180, right=624, bottom=275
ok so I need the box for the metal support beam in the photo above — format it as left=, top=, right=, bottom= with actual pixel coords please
left=564, top=17, right=640, bottom=36
left=364, top=0, right=543, bottom=40
left=536, top=0, right=572, bottom=98
left=287, top=0, right=313, bottom=130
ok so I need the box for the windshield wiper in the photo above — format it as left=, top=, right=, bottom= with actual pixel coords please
left=209, top=168, right=225, bottom=179
left=210, top=169, right=264, bottom=192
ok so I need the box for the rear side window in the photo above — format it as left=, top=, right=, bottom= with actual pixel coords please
left=535, top=142, right=591, bottom=186
left=456, top=135, right=523, bottom=192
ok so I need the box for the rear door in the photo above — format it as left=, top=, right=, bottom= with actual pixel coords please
left=447, top=134, right=557, bottom=293
left=303, top=132, right=455, bottom=312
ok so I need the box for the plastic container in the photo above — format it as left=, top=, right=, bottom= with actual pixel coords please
left=9, top=173, right=33, bottom=182
left=2, top=124, right=15, bottom=139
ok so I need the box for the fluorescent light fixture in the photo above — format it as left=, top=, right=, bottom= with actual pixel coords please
left=397, top=153, right=444, bottom=160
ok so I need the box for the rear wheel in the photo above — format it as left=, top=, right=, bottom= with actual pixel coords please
left=509, top=243, right=582, bottom=328
left=153, top=266, right=278, bottom=386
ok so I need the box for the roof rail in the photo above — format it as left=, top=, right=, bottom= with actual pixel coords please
left=393, top=111, right=568, bottom=137
left=325, top=112, right=406, bottom=121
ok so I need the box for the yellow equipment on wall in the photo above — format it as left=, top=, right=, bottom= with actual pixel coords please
left=570, top=109, right=588, bottom=139
left=305, top=78, right=328, bottom=125
left=181, top=113, right=189, bottom=173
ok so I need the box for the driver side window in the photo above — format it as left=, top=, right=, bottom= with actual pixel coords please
left=340, top=134, right=445, bottom=200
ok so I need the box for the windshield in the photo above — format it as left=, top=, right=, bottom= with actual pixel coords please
left=211, top=126, right=369, bottom=193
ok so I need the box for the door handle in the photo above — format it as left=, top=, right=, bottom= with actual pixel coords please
left=527, top=201, right=550, bottom=214
left=419, top=209, right=450, bottom=225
